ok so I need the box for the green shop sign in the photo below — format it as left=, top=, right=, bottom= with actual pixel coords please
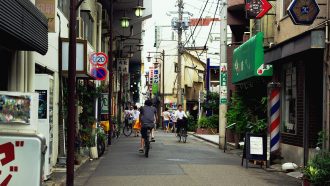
left=232, top=32, right=272, bottom=84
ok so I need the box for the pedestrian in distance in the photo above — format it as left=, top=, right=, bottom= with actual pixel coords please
left=132, top=105, right=140, bottom=137
left=139, top=99, right=157, bottom=153
left=162, top=107, right=171, bottom=132
left=170, top=110, right=177, bottom=133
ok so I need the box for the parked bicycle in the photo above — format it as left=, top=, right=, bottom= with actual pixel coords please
left=96, top=122, right=107, bottom=157
left=110, top=118, right=120, bottom=139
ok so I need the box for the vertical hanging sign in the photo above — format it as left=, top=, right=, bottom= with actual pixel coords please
left=152, top=68, right=159, bottom=94
left=220, top=64, right=227, bottom=104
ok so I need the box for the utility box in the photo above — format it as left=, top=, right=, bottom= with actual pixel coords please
left=0, top=132, right=46, bottom=186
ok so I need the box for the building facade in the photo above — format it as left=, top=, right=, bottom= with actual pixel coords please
left=264, top=0, right=328, bottom=165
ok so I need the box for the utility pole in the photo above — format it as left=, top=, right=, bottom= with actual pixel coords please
left=162, top=50, right=165, bottom=116
left=67, top=0, right=77, bottom=185
left=177, top=0, right=183, bottom=105
left=108, top=0, right=113, bottom=145
left=219, top=0, right=228, bottom=149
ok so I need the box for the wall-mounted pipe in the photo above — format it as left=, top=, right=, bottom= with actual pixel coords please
left=97, top=2, right=102, bottom=51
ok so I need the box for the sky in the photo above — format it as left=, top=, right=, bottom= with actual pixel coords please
left=142, top=0, right=224, bottom=70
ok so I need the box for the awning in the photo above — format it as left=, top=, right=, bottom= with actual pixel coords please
left=264, top=30, right=325, bottom=64
left=0, top=0, right=48, bottom=55
left=232, top=32, right=273, bottom=84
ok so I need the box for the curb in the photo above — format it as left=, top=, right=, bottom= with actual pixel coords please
left=43, top=156, right=90, bottom=186
left=191, top=133, right=219, bottom=146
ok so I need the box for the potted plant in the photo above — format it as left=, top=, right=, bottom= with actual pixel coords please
left=302, top=132, right=330, bottom=186
left=80, top=127, right=98, bottom=159
left=302, top=151, right=330, bottom=186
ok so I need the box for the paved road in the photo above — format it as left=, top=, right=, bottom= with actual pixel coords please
left=74, top=131, right=300, bottom=186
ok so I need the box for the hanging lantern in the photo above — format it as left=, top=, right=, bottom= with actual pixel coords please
left=120, top=16, right=130, bottom=28
left=134, top=5, right=145, bottom=17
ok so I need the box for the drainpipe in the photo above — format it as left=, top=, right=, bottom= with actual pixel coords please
left=27, top=52, right=35, bottom=92
left=323, top=1, right=330, bottom=150
left=96, top=3, right=102, bottom=52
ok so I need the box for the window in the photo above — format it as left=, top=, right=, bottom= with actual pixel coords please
left=282, top=63, right=297, bottom=134
left=81, top=12, right=94, bottom=44
left=174, top=63, right=178, bottom=73
left=282, top=0, right=293, bottom=17
left=58, top=0, right=69, bottom=19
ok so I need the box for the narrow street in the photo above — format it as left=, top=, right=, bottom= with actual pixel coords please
left=74, top=132, right=300, bottom=186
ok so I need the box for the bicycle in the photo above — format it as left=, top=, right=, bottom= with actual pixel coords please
left=144, top=126, right=154, bottom=158
left=96, top=123, right=106, bottom=157
left=177, top=127, right=187, bottom=143
left=123, top=117, right=133, bottom=137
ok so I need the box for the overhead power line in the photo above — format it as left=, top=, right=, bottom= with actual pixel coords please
left=182, top=0, right=210, bottom=47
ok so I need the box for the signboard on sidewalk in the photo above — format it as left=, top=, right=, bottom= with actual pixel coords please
left=242, top=133, right=267, bottom=168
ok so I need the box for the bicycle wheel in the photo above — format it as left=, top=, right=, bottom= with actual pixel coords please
left=97, top=137, right=105, bottom=157
left=182, top=130, right=187, bottom=143
left=144, top=139, right=150, bottom=158
left=123, top=125, right=132, bottom=137
left=177, top=133, right=181, bottom=142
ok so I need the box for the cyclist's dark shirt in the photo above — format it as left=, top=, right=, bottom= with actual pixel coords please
left=140, top=106, right=157, bottom=125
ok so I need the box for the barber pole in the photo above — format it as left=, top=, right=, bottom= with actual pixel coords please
left=270, top=87, right=280, bottom=152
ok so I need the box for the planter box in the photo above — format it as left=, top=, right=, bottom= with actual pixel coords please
left=196, top=128, right=217, bottom=134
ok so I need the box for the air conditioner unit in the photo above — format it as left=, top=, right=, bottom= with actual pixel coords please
left=76, top=17, right=85, bottom=39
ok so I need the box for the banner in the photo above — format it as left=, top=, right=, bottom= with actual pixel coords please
left=152, top=68, right=159, bottom=94
left=35, top=0, right=56, bottom=32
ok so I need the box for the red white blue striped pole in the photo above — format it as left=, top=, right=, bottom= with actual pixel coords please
left=270, top=86, right=280, bottom=152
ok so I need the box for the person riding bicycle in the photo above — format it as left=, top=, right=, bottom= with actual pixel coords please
left=175, top=104, right=187, bottom=135
left=139, top=99, right=157, bottom=153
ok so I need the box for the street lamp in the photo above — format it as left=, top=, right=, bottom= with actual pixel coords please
left=120, top=16, right=130, bottom=28
left=134, top=0, right=145, bottom=17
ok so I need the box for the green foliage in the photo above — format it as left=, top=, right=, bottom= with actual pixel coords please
left=198, top=115, right=219, bottom=129
left=317, top=131, right=328, bottom=149
left=80, top=127, right=95, bottom=147
left=247, top=119, right=267, bottom=134
left=226, top=94, right=251, bottom=134
left=77, top=81, right=105, bottom=128
left=198, top=116, right=208, bottom=128
left=202, top=92, right=219, bottom=113
left=303, top=151, right=330, bottom=185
